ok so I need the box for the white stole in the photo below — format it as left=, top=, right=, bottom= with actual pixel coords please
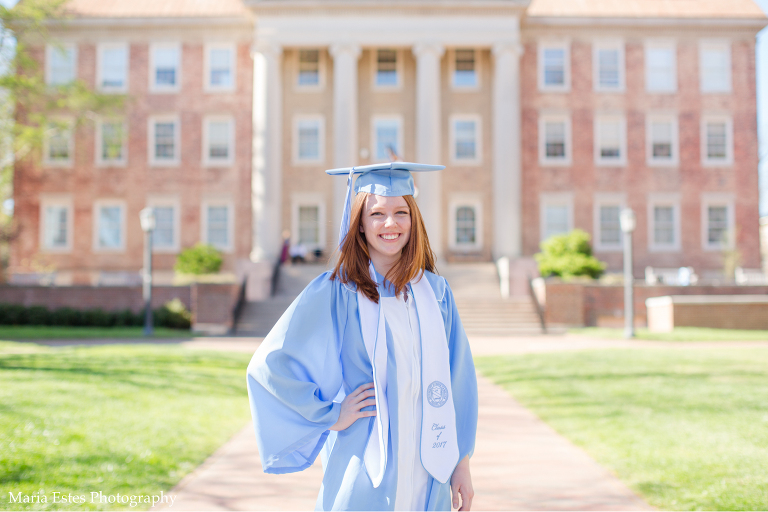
left=358, top=266, right=459, bottom=486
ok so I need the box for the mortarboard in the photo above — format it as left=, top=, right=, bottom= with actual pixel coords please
left=326, top=162, right=445, bottom=248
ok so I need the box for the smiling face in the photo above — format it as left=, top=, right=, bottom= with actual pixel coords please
left=360, top=194, right=412, bottom=274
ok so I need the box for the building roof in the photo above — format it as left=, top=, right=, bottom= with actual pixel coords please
left=527, top=0, right=767, bottom=19
left=64, top=0, right=251, bottom=19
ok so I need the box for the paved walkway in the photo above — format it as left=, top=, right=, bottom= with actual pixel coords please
left=153, top=334, right=663, bottom=511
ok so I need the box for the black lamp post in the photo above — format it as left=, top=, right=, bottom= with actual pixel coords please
left=619, top=208, right=637, bottom=339
left=139, top=207, right=156, bottom=336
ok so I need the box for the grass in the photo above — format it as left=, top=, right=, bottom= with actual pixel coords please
left=0, top=327, right=191, bottom=340
left=570, top=326, right=768, bottom=342
left=475, top=348, right=768, bottom=511
left=0, top=341, right=253, bottom=511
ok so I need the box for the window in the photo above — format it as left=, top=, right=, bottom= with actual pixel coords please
left=205, top=43, right=235, bottom=91
left=40, top=197, right=72, bottom=252
left=96, top=118, right=126, bottom=166
left=372, top=116, right=403, bottom=162
left=700, top=40, right=731, bottom=93
left=538, top=42, right=569, bottom=91
left=375, top=49, right=399, bottom=88
left=593, top=41, right=624, bottom=91
left=203, top=201, right=233, bottom=252
left=203, top=116, right=234, bottom=166
left=291, top=193, right=326, bottom=251
left=94, top=201, right=125, bottom=251
left=647, top=194, right=681, bottom=251
left=150, top=43, right=180, bottom=92
left=646, top=114, right=678, bottom=166
left=701, top=115, right=733, bottom=166
left=293, top=116, right=324, bottom=164
left=539, top=114, right=571, bottom=165
left=46, top=43, right=77, bottom=85
left=297, top=49, right=321, bottom=87
left=594, top=114, right=626, bottom=165
left=540, top=193, right=573, bottom=242
left=593, top=194, right=625, bottom=252
left=149, top=116, right=180, bottom=166
left=43, top=119, right=73, bottom=167
left=146, top=198, right=179, bottom=252
left=97, top=43, right=128, bottom=92
left=701, top=194, right=735, bottom=250
left=450, top=116, right=481, bottom=164
left=449, top=195, right=483, bottom=251
left=645, top=41, right=676, bottom=92
left=453, top=49, right=477, bottom=88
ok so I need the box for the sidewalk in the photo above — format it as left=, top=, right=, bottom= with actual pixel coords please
left=155, top=364, right=653, bottom=510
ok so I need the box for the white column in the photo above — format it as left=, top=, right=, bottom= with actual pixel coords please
left=413, top=42, right=445, bottom=260
left=492, top=41, right=524, bottom=259
left=251, top=42, right=283, bottom=262
left=330, top=43, right=362, bottom=239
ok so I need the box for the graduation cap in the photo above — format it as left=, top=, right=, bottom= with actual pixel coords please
left=326, top=162, right=445, bottom=248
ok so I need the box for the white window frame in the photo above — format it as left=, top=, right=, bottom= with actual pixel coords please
left=646, top=113, right=679, bottom=167
left=290, top=193, right=326, bottom=252
left=201, top=198, right=235, bottom=253
left=538, top=112, right=572, bottom=166
left=449, top=114, right=482, bottom=165
left=701, top=193, right=735, bottom=251
left=95, top=117, right=127, bottom=167
left=593, top=39, right=625, bottom=92
left=538, top=40, right=570, bottom=92
left=204, top=42, right=236, bottom=93
left=700, top=114, right=734, bottom=167
left=202, top=115, right=235, bottom=167
left=42, top=117, right=74, bottom=168
left=292, top=114, right=325, bottom=165
left=594, top=113, right=627, bottom=166
left=295, top=48, right=326, bottom=91
left=96, top=42, right=129, bottom=93
left=371, top=48, right=403, bottom=91
left=592, top=193, right=626, bottom=252
left=450, top=48, right=480, bottom=91
left=39, top=194, right=73, bottom=253
left=45, top=43, right=77, bottom=85
left=647, top=193, right=681, bottom=252
left=148, top=115, right=180, bottom=167
left=149, top=42, right=181, bottom=93
left=93, top=199, right=127, bottom=253
left=539, top=192, right=574, bottom=243
left=699, top=39, right=732, bottom=94
left=371, top=115, right=404, bottom=163
left=645, top=39, right=677, bottom=93
left=448, top=194, right=483, bottom=252
left=147, top=196, right=181, bottom=253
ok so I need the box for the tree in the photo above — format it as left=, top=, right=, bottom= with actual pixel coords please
left=0, top=0, right=125, bottom=279
left=534, top=229, right=607, bottom=280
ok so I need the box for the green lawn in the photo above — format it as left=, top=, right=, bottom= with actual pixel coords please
left=570, top=326, right=768, bottom=342
left=0, top=327, right=191, bottom=340
left=0, top=341, right=253, bottom=511
left=476, top=348, right=768, bottom=511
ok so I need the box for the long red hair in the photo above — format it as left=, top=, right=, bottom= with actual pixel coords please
left=331, top=193, right=437, bottom=303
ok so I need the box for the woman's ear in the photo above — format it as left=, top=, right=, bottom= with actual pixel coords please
left=359, top=224, right=364, bottom=233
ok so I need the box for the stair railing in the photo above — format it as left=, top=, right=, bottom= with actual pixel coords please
left=229, top=276, right=248, bottom=335
left=527, top=275, right=547, bottom=334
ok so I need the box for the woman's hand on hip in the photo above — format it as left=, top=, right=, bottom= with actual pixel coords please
left=450, top=455, right=474, bottom=511
left=329, top=382, right=376, bottom=431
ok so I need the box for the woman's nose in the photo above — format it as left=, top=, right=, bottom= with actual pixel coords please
left=383, top=215, right=397, bottom=228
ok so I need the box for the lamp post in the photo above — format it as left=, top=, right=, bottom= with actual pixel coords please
left=139, top=207, right=156, bottom=336
left=619, top=208, right=636, bottom=339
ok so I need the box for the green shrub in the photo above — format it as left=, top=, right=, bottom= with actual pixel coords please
left=0, top=303, right=28, bottom=325
left=27, top=305, right=52, bottom=326
left=0, top=302, right=190, bottom=329
left=174, top=243, right=223, bottom=275
left=153, top=299, right=192, bottom=329
left=534, top=229, right=607, bottom=279
left=52, top=307, right=83, bottom=326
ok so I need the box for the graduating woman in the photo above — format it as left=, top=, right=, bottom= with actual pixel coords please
left=246, top=162, right=479, bottom=511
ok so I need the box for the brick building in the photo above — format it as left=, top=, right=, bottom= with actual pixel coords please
left=9, top=0, right=767, bottom=291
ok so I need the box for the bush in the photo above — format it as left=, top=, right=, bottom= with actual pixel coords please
left=174, top=244, right=223, bottom=275
left=153, top=299, right=192, bottom=329
left=0, top=303, right=28, bottom=325
left=534, top=229, right=607, bottom=280
left=27, top=306, right=52, bottom=326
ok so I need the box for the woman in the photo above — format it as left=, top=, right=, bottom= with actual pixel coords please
left=246, top=162, right=478, bottom=511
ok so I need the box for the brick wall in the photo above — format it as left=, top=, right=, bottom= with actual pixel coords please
left=0, top=285, right=191, bottom=312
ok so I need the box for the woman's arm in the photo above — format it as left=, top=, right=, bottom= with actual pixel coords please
left=450, top=455, right=474, bottom=511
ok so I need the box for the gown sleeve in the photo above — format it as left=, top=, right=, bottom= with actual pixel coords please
left=246, top=272, right=347, bottom=474
left=436, top=276, right=479, bottom=462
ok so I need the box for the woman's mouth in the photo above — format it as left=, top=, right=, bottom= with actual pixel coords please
left=379, top=233, right=401, bottom=241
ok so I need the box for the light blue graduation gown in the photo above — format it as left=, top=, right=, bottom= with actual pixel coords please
left=246, top=269, right=479, bottom=511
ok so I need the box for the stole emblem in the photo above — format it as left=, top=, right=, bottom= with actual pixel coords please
left=426, top=381, right=449, bottom=408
